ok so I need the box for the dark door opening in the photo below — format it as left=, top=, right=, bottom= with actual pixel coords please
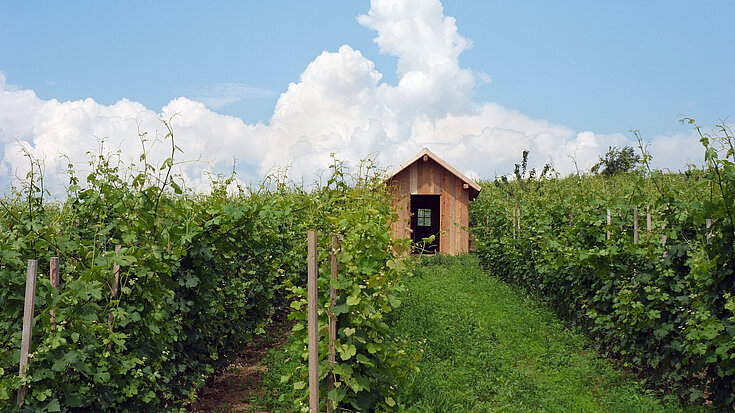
left=411, top=194, right=440, bottom=253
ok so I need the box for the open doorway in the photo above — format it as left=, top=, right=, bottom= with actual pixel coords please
left=411, top=194, right=440, bottom=253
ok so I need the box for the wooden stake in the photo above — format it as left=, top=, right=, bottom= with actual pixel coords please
left=307, top=230, right=319, bottom=413
left=646, top=207, right=652, bottom=233
left=108, top=245, right=122, bottom=332
left=661, top=224, right=667, bottom=247
left=112, top=245, right=121, bottom=294
left=50, top=257, right=59, bottom=330
left=327, top=235, right=340, bottom=413
left=17, top=260, right=38, bottom=406
left=49, top=257, right=59, bottom=288
left=633, top=207, right=639, bottom=245
left=606, top=209, right=611, bottom=240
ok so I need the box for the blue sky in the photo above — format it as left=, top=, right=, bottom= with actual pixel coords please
left=1, top=1, right=733, bottom=190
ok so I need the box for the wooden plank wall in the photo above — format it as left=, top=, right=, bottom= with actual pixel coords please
left=389, top=171, right=412, bottom=240
left=388, top=158, right=471, bottom=255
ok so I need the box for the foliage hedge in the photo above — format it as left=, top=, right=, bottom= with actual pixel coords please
left=469, top=122, right=735, bottom=409
left=0, top=139, right=309, bottom=411
left=279, top=157, right=415, bottom=412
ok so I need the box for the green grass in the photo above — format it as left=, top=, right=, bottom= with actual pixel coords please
left=391, top=254, right=704, bottom=413
left=256, top=254, right=706, bottom=412
left=258, top=343, right=299, bottom=412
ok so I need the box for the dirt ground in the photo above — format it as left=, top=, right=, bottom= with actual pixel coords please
left=187, top=317, right=290, bottom=413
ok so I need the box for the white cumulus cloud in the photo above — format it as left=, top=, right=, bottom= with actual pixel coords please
left=0, top=73, right=265, bottom=194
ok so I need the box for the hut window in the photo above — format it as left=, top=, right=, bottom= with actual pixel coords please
left=417, top=208, right=432, bottom=226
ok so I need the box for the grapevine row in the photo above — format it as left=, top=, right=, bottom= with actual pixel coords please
left=470, top=122, right=735, bottom=409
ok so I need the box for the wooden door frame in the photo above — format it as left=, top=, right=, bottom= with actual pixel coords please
left=410, top=194, right=440, bottom=253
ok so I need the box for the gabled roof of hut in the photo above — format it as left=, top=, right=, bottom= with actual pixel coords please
left=386, top=148, right=482, bottom=200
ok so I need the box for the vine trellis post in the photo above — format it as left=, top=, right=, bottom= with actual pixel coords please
left=306, top=230, right=342, bottom=412
left=307, top=230, right=319, bottom=413
left=326, top=235, right=341, bottom=413
left=17, top=260, right=38, bottom=406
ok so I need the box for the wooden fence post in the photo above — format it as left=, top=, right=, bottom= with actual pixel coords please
left=646, top=207, right=652, bottom=233
left=307, top=230, right=319, bottom=413
left=633, top=207, right=639, bottom=245
left=327, top=235, right=340, bottom=413
left=606, top=209, right=611, bottom=240
left=17, top=260, right=38, bottom=406
left=50, top=257, right=59, bottom=330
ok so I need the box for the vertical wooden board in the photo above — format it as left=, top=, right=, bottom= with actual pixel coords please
left=455, top=179, right=462, bottom=254
left=440, top=170, right=450, bottom=254
left=398, top=172, right=411, bottom=238
left=421, top=160, right=429, bottom=194
left=419, top=160, right=427, bottom=193
left=456, top=177, right=463, bottom=254
left=415, top=162, right=422, bottom=193
left=438, top=171, right=447, bottom=253
left=454, top=177, right=463, bottom=254
left=426, top=159, right=441, bottom=194
left=418, top=160, right=426, bottom=193
left=389, top=174, right=411, bottom=241
left=458, top=188, right=469, bottom=253
left=431, top=159, right=441, bottom=194
left=409, top=162, right=418, bottom=194
left=446, top=176, right=454, bottom=255
left=432, top=160, right=441, bottom=194
left=437, top=171, right=444, bottom=253
left=448, top=174, right=457, bottom=255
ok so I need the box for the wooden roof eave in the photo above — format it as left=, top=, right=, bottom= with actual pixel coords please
left=386, top=148, right=482, bottom=200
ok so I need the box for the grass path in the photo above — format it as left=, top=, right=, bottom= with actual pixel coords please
left=391, top=254, right=697, bottom=412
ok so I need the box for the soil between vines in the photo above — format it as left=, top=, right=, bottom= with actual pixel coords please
left=187, top=315, right=292, bottom=413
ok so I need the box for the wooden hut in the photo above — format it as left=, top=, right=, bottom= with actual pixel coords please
left=387, top=148, right=481, bottom=255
